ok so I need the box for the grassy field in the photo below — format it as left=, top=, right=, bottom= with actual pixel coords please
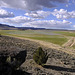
left=0, top=30, right=69, bottom=46
left=54, top=31, right=75, bottom=37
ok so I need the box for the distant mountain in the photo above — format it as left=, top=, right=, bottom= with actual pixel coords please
left=0, top=24, right=46, bottom=30
left=17, top=27, right=46, bottom=30
left=0, top=24, right=17, bottom=30
left=0, top=23, right=73, bottom=31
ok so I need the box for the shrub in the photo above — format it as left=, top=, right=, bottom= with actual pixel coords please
left=0, top=34, right=2, bottom=37
left=33, top=47, right=48, bottom=66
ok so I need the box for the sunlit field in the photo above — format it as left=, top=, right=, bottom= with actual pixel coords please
left=54, top=31, right=75, bottom=37
left=0, top=30, right=69, bottom=46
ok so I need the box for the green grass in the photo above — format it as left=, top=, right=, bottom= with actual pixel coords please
left=72, top=44, right=75, bottom=49
left=54, top=31, right=75, bottom=37
left=0, top=30, right=68, bottom=46
left=27, top=36, right=67, bottom=46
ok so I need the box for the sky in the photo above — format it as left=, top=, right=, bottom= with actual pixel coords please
left=0, top=0, right=75, bottom=30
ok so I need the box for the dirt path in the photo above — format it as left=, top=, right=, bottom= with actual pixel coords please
left=62, top=37, right=75, bottom=47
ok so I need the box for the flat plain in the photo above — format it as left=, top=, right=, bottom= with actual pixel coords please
left=0, top=30, right=68, bottom=45
left=0, top=30, right=75, bottom=47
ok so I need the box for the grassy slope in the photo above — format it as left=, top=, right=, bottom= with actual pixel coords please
left=0, top=30, right=67, bottom=46
left=54, top=31, right=75, bottom=48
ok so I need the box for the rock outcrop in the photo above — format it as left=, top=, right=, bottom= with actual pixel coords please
left=0, top=36, right=75, bottom=75
left=0, top=50, right=30, bottom=75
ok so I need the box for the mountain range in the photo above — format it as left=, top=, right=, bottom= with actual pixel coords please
left=0, top=24, right=45, bottom=30
left=0, top=23, right=73, bottom=31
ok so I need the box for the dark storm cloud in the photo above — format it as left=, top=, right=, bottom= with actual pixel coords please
left=0, top=0, right=69, bottom=11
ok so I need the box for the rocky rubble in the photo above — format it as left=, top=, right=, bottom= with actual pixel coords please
left=0, top=36, right=75, bottom=75
left=0, top=47, right=30, bottom=75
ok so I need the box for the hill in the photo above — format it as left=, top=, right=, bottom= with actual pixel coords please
left=0, top=24, right=46, bottom=30
left=0, top=35, right=75, bottom=75
left=0, top=24, right=17, bottom=30
left=0, top=23, right=74, bottom=31
left=17, top=27, right=46, bottom=30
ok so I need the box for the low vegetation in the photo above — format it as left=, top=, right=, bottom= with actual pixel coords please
left=33, top=47, right=48, bottom=66
left=0, top=30, right=68, bottom=46
left=0, top=34, right=1, bottom=37
left=54, top=31, right=75, bottom=37
left=28, top=36, right=67, bottom=46
left=72, top=44, right=75, bottom=49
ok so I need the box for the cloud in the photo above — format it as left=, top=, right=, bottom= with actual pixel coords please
left=25, top=11, right=50, bottom=19
left=0, top=15, right=72, bottom=29
left=52, top=9, right=75, bottom=19
left=72, top=25, right=75, bottom=30
left=0, top=0, right=69, bottom=11
left=0, top=8, right=14, bottom=18
left=23, top=20, right=72, bottom=29
left=66, top=4, right=69, bottom=7
left=73, top=25, right=75, bottom=27
left=0, top=16, right=34, bottom=25
left=72, top=0, right=75, bottom=4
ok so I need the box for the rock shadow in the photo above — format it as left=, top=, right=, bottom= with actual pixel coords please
left=0, top=50, right=32, bottom=75
left=44, top=65, right=75, bottom=72
left=12, top=69, right=31, bottom=75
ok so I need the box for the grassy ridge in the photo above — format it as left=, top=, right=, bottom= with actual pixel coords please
left=0, top=30, right=67, bottom=46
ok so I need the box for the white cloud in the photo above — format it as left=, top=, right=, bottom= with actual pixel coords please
left=23, top=20, right=72, bottom=29
left=0, top=0, right=68, bottom=11
left=69, top=11, right=75, bottom=18
left=0, top=16, right=34, bottom=25
left=72, top=0, right=75, bottom=4
left=25, top=11, right=50, bottom=19
left=66, top=4, right=69, bottom=7
left=73, top=25, right=75, bottom=27
left=52, top=9, right=75, bottom=19
left=0, top=8, right=14, bottom=18
left=72, top=25, right=75, bottom=30
left=0, top=15, right=72, bottom=29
